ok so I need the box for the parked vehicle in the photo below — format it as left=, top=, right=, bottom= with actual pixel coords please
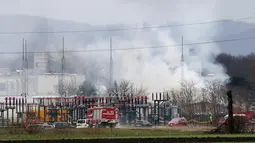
left=168, top=117, right=188, bottom=126
left=41, top=124, right=54, bottom=130
left=53, top=122, right=75, bottom=129
left=25, top=124, right=44, bottom=133
left=159, top=116, right=170, bottom=125
left=218, top=111, right=255, bottom=124
left=135, top=120, right=152, bottom=127
left=218, top=112, right=254, bottom=124
left=236, top=111, right=255, bottom=121
left=86, top=107, right=119, bottom=128
left=76, top=119, right=89, bottom=128
left=23, top=120, right=44, bottom=129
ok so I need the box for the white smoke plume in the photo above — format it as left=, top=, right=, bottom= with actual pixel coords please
left=57, top=0, right=231, bottom=93
left=73, top=29, right=228, bottom=93
left=81, top=2, right=229, bottom=93
left=1, top=0, right=232, bottom=94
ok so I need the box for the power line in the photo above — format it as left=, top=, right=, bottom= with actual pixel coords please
left=0, top=16, right=255, bottom=35
left=1, top=35, right=255, bottom=55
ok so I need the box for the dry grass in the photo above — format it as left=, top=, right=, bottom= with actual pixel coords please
left=0, top=125, right=252, bottom=140
left=168, top=125, right=215, bottom=132
left=5, top=126, right=20, bottom=134
left=0, top=127, right=203, bottom=140
left=122, top=125, right=215, bottom=132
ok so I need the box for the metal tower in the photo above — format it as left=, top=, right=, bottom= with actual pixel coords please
left=109, top=37, right=113, bottom=89
left=60, top=37, right=65, bottom=106
left=181, top=36, right=184, bottom=84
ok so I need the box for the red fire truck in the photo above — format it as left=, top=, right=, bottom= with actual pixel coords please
left=218, top=111, right=255, bottom=124
left=86, top=107, right=119, bottom=128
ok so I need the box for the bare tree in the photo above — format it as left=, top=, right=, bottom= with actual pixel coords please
left=179, top=80, right=198, bottom=118
left=108, top=80, right=149, bottom=96
left=232, top=86, right=252, bottom=111
left=168, top=89, right=180, bottom=106
left=134, top=84, right=149, bottom=96
left=65, top=82, right=77, bottom=96
left=54, top=81, right=77, bottom=97
left=204, top=79, right=227, bottom=114
left=165, top=80, right=198, bottom=119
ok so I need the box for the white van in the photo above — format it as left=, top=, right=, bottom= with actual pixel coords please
left=76, top=119, right=89, bottom=128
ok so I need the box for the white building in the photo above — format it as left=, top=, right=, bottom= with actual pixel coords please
left=0, top=70, right=85, bottom=98
left=34, top=73, right=76, bottom=96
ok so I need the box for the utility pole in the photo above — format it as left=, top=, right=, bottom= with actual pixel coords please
left=109, top=37, right=113, bottom=89
left=60, top=37, right=65, bottom=105
left=22, top=38, right=25, bottom=97
left=181, top=36, right=184, bottom=85
left=24, top=39, right=28, bottom=105
left=59, top=37, right=65, bottom=121
left=227, top=90, right=234, bottom=133
left=180, top=36, right=184, bottom=117
left=200, top=61, right=203, bottom=76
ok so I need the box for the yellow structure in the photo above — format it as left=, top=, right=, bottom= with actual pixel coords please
left=32, top=109, right=69, bottom=122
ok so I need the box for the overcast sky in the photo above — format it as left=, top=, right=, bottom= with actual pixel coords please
left=1, top=0, right=255, bottom=25
left=0, top=0, right=255, bottom=56
left=0, top=0, right=253, bottom=90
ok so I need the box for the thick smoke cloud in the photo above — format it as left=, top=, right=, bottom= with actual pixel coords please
left=73, top=28, right=229, bottom=92
left=45, top=0, right=230, bottom=93
left=0, top=0, right=232, bottom=93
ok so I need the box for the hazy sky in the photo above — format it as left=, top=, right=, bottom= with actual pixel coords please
left=0, top=0, right=255, bottom=55
left=1, top=0, right=255, bottom=25
left=0, top=0, right=250, bottom=91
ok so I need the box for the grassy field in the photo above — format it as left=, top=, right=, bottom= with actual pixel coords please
left=0, top=126, right=254, bottom=140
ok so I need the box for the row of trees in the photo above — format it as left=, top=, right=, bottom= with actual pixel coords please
left=18, top=51, right=251, bottom=120
left=54, top=79, right=149, bottom=97
left=168, top=79, right=227, bottom=118
left=53, top=53, right=255, bottom=117
left=55, top=77, right=229, bottom=118
left=54, top=80, right=98, bottom=97
left=168, top=53, right=255, bottom=117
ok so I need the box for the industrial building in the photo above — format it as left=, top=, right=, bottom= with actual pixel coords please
left=0, top=70, right=84, bottom=97
left=0, top=52, right=85, bottom=98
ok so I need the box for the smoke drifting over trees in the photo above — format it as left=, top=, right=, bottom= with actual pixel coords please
left=165, top=53, right=255, bottom=116
left=108, top=80, right=149, bottom=96
left=0, top=14, right=255, bottom=98
left=1, top=1, right=255, bottom=122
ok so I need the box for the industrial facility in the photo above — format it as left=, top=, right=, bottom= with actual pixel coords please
left=0, top=51, right=85, bottom=98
